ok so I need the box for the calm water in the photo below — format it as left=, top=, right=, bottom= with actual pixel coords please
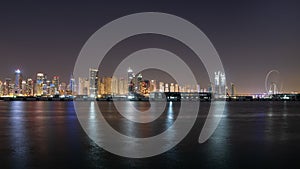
left=0, top=101, right=300, bottom=169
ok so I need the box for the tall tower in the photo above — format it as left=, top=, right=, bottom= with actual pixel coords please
left=231, top=83, right=235, bottom=96
left=27, top=78, right=34, bottom=96
left=69, top=75, right=76, bottom=95
left=14, top=69, right=22, bottom=95
left=214, top=71, right=226, bottom=98
left=150, top=80, right=157, bottom=92
left=36, top=73, right=44, bottom=96
left=4, top=78, right=12, bottom=96
left=89, top=68, right=99, bottom=98
left=52, top=76, right=60, bottom=94
left=127, top=67, right=135, bottom=94
left=137, top=73, right=143, bottom=93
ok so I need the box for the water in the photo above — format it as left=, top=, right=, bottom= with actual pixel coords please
left=0, top=101, right=300, bottom=169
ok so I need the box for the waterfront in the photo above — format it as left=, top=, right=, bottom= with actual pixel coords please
left=0, top=101, right=300, bottom=168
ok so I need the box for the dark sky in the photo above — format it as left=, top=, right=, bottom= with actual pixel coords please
left=0, top=0, right=300, bottom=94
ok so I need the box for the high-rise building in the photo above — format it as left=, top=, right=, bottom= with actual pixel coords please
left=128, top=67, right=135, bottom=94
left=68, top=75, right=76, bottom=95
left=89, top=68, right=98, bottom=98
left=149, top=80, right=157, bottom=92
left=27, top=79, right=34, bottom=96
left=140, top=80, right=150, bottom=94
left=214, top=71, right=226, bottom=98
left=78, top=77, right=89, bottom=95
left=136, top=73, right=143, bottom=93
left=118, top=78, right=127, bottom=95
left=111, top=76, right=119, bottom=95
left=52, top=76, right=60, bottom=94
left=59, top=82, right=67, bottom=95
left=102, top=77, right=112, bottom=95
left=159, top=82, right=164, bottom=92
left=170, top=83, right=175, bottom=92
left=231, top=83, right=235, bottom=96
left=4, top=78, right=12, bottom=96
left=175, top=84, right=179, bottom=92
left=35, top=73, right=44, bottom=96
left=165, top=83, right=169, bottom=92
left=14, top=69, right=22, bottom=95
left=21, top=80, right=26, bottom=95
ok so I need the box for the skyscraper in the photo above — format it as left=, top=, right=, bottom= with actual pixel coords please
left=214, top=71, right=226, bottom=98
left=170, top=83, right=175, bottom=92
left=102, top=77, right=112, bottom=95
left=69, top=75, right=76, bottom=95
left=78, top=77, right=89, bottom=95
left=111, top=76, right=119, bottom=95
left=136, top=73, right=143, bottom=93
left=89, top=68, right=99, bottom=98
left=231, top=83, right=235, bottom=96
left=35, top=73, right=44, bottom=96
left=52, top=76, right=60, bottom=94
left=149, top=80, right=157, bottom=92
left=118, top=78, right=127, bottom=95
left=27, top=78, right=34, bottom=96
left=159, top=82, right=164, bottom=92
left=14, top=69, right=22, bottom=95
left=127, top=67, right=135, bottom=94
left=4, top=78, right=12, bottom=96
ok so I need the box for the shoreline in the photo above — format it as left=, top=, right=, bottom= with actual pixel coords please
left=0, top=97, right=299, bottom=102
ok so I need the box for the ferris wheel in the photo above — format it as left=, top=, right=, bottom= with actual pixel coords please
left=265, top=70, right=283, bottom=95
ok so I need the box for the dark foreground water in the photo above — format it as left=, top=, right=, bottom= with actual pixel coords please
left=0, top=101, right=300, bottom=169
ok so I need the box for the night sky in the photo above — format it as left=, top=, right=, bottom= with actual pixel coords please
left=0, top=0, right=300, bottom=94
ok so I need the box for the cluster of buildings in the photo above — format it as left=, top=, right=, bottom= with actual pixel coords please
left=0, top=68, right=231, bottom=99
left=0, top=69, right=75, bottom=97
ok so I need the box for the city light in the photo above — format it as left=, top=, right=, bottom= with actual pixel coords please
left=0, top=68, right=299, bottom=101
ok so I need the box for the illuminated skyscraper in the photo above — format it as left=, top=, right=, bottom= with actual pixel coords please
left=159, top=82, right=164, bottom=92
left=89, top=68, right=98, bottom=98
left=127, top=67, right=135, bottom=94
left=136, top=73, right=143, bottom=93
left=78, top=77, right=89, bottom=95
left=118, top=78, right=127, bottom=95
left=170, top=83, right=175, bottom=92
left=175, top=84, right=179, bottom=92
left=27, top=79, right=34, bottom=96
left=68, top=75, right=76, bottom=95
left=149, top=80, right=157, bottom=92
left=35, top=73, right=44, bottom=96
left=14, top=69, right=22, bottom=95
left=140, top=80, right=150, bottom=94
left=21, top=80, right=26, bottom=95
left=59, top=82, right=67, bottom=95
left=52, top=76, right=59, bottom=94
left=214, top=71, right=226, bottom=98
left=165, top=83, right=169, bottom=92
left=4, top=78, right=12, bottom=96
left=111, top=76, right=119, bottom=95
left=103, top=77, right=112, bottom=95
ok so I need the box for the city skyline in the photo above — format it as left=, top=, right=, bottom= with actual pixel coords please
left=0, top=67, right=297, bottom=98
left=1, top=1, right=300, bottom=93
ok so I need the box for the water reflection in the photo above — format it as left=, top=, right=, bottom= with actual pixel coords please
left=9, top=101, right=29, bottom=168
left=1, top=101, right=300, bottom=168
